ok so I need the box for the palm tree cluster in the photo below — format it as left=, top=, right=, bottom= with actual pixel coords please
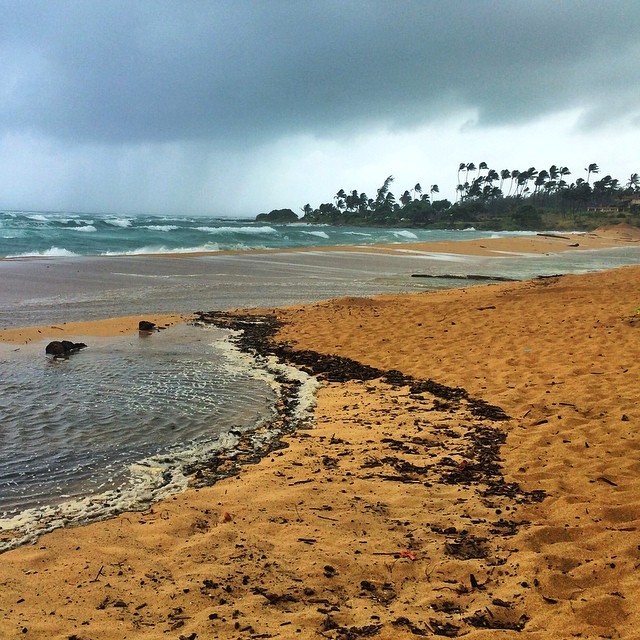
left=456, top=162, right=575, bottom=202
left=301, top=176, right=445, bottom=225
left=299, top=164, right=640, bottom=229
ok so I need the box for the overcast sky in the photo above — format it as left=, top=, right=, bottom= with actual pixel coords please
left=1, top=0, right=639, bottom=217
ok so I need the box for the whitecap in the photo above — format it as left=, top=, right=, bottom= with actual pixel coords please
left=73, top=225, right=97, bottom=233
left=143, top=225, right=179, bottom=232
left=196, top=225, right=277, bottom=235
left=105, top=218, right=132, bottom=228
left=7, top=247, right=79, bottom=258
left=392, top=230, right=418, bottom=239
left=302, top=230, right=330, bottom=239
left=100, top=243, right=222, bottom=256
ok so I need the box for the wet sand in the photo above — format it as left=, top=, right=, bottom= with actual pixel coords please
left=1, top=231, right=640, bottom=638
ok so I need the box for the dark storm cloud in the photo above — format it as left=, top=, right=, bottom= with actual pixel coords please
left=1, top=0, right=638, bottom=146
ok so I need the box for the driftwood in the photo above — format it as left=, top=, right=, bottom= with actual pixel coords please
left=411, top=274, right=516, bottom=282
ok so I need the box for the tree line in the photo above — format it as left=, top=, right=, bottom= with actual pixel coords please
left=293, top=163, right=640, bottom=230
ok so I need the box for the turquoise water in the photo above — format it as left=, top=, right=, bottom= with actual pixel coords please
left=0, top=210, right=533, bottom=258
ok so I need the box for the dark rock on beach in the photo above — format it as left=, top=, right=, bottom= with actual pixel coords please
left=45, top=340, right=87, bottom=358
left=138, top=320, right=157, bottom=332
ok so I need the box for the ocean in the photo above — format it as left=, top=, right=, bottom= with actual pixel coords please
left=2, top=210, right=640, bottom=551
left=1, top=209, right=526, bottom=258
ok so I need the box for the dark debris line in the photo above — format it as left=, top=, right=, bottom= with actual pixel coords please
left=194, top=311, right=510, bottom=420
left=191, top=310, right=546, bottom=636
left=191, top=310, right=545, bottom=505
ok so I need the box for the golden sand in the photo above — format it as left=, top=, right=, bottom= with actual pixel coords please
left=0, top=233, right=639, bottom=638
left=0, top=313, right=190, bottom=345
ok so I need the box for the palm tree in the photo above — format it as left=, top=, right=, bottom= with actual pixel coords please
left=626, top=173, right=639, bottom=191
left=430, top=184, right=439, bottom=198
left=376, top=175, right=394, bottom=204
left=519, top=167, right=538, bottom=196
left=558, top=167, right=571, bottom=191
left=457, top=163, right=465, bottom=186
left=485, top=169, right=499, bottom=185
left=585, top=163, right=599, bottom=185
left=464, top=162, right=477, bottom=185
left=400, top=190, right=412, bottom=207
left=499, top=169, right=511, bottom=194
left=413, top=183, right=422, bottom=200
left=533, top=170, right=549, bottom=198
left=457, top=163, right=466, bottom=202
left=478, top=161, right=488, bottom=180
left=508, top=169, right=520, bottom=197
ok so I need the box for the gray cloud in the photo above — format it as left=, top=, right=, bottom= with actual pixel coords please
left=2, top=0, right=639, bottom=148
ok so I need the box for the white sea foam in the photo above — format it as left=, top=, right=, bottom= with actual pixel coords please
left=25, top=214, right=49, bottom=222
left=7, top=247, right=79, bottom=258
left=391, top=250, right=472, bottom=262
left=105, top=217, right=133, bottom=228
left=100, top=243, right=221, bottom=256
left=143, top=224, right=179, bottom=232
left=196, top=225, right=277, bottom=234
left=392, top=230, right=419, bottom=239
left=0, top=431, right=240, bottom=552
left=490, top=231, right=538, bottom=238
left=211, top=327, right=319, bottom=423
left=74, top=225, right=97, bottom=232
left=302, top=230, right=330, bottom=239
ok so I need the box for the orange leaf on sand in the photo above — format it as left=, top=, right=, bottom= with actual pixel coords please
left=400, top=550, right=416, bottom=561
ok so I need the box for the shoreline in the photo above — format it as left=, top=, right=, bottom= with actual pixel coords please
left=1, top=229, right=639, bottom=339
left=0, top=237, right=639, bottom=637
left=0, top=313, right=191, bottom=345
left=1, top=227, right=638, bottom=263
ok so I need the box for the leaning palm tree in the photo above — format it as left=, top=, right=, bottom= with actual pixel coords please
left=508, top=169, right=520, bottom=197
left=464, top=162, right=477, bottom=186
left=499, top=169, right=511, bottom=194
left=376, top=175, right=394, bottom=204
left=558, top=167, right=571, bottom=191
left=414, top=183, right=422, bottom=200
left=430, top=184, right=439, bottom=198
left=585, top=163, right=600, bottom=185
left=457, top=163, right=466, bottom=186
left=485, top=169, right=499, bottom=185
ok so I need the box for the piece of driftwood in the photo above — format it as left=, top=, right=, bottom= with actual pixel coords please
left=411, top=274, right=516, bottom=282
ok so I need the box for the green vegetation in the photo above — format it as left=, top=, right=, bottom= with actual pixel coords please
left=279, top=165, right=640, bottom=231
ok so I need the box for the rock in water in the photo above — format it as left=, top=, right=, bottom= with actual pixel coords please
left=45, top=340, right=87, bottom=358
left=138, top=320, right=156, bottom=332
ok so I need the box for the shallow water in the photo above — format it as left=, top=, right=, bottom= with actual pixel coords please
left=0, top=324, right=276, bottom=518
left=2, top=246, right=640, bottom=329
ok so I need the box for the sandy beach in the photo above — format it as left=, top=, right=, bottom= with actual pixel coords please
left=1, top=231, right=640, bottom=639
